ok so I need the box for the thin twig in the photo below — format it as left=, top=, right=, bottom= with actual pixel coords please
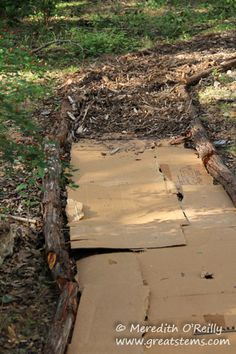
left=0, top=214, right=37, bottom=224
left=30, top=40, right=84, bottom=56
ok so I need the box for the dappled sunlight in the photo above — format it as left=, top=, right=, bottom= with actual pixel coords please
left=9, top=0, right=235, bottom=71
left=183, top=207, right=236, bottom=224
left=121, top=208, right=187, bottom=225
left=68, top=138, right=236, bottom=251
left=57, top=1, right=87, bottom=9
left=68, top=140, right=189, bottom=249
left=199, top=81, right=236, bottom=104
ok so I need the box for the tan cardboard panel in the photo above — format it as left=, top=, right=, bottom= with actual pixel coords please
left=69, top=141, right=165, bottom=199
left=146, top=293, right=236, bottom=323
left=68, top=140, right=188, bottom=249
left=68, top=253, right=148, bottom=354
left=69, top=251, right=236, bottom=354
left=160, top=162, right=212, bottom=186
left=67, top=285, right=147, bottom=354
left=69, top=185, right=186, bottom=228
left=70, top=224, right=186, bottom=249
left=182, top=185, right=234, bottom=209
left=137, top=227, right=236, bottom=298
left=76, top=138, right=157, bottom=152
left=75, top=252, right=144, bottom=289
left=181, top=185, right=236, bottom=226
left=71, top=144, right=164, bottom=186
left=157, top=146, right=213, bottom=186
left=69, top=185, right=187, bottom=248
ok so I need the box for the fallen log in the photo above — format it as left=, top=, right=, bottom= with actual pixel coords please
left=44, top=282, right=79, bottom=354
left=190, top=117, right=236, bottom=207
left=43, top=99, right=79, bottom=354
left=177, top=84, right=236, bottom=208
left=43, top=142, right=73, bottom=287
left=185, top=56, right=236, bottom=87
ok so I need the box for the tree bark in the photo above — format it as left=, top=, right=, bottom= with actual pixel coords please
left=43, top=142, right=73, bottom=288
left=190, top=117, right=236, bottom=207
left=177, top=84, right=236, bottom=208
left=43, top=100, right=79, bottom=354
left=44, top=282, right=79, bottom=354
left=185, top=56, right=236, bottom=86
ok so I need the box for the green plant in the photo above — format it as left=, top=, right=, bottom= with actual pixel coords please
left=37, top=0, right=60, bottom=24
left=211, top=0, right=236, bottom=16
left=0, top=0, right=60, bottom=22
left=0, top=31, right=49, bottom=186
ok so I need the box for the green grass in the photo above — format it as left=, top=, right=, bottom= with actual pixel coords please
left=0, top=29, right=52, bottom=181
left=3, top=0, right=234, bottom=69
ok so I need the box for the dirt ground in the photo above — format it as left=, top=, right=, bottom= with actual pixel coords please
left=1, top=29, right=236, bottom=353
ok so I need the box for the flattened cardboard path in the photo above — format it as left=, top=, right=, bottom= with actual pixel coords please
left=67, top=139, right=236, bottom=354
left=68, top=140, right=189, bottom=249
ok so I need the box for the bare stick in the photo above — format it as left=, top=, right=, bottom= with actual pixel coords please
left=0, top=214, right=37, bottom=224
left=31, top=40, right=84, bottom=55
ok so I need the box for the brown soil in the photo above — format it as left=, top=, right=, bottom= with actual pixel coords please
left=0, top=171, right=59, bottom=353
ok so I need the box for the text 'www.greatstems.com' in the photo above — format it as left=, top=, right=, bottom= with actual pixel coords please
left=115, top=337, right=231, bottom=349
left=114, top=323, right=232, bottom=348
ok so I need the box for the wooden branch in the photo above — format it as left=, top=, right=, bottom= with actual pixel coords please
left=43, top=101, right=79, bottom=353
left=44, top=282, right=79, bottom=354
left=170, top=131, right=191, bottom=145
left=43, top=142, right=73, bottom=288
left=30, top=40, right=84, bottom=55
left=0, top=214, right=37, bottom=224
left=185, top=56, right=236, bottom=87
left=190, top=117, right=236, bottom=207
left=50, top=100, right=72, bottom=147
left=178, top=84, right=236, bottom=207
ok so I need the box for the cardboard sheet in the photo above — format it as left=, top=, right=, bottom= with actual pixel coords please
left=180, top=185, right=236, bottom=226
left=68, top=239, right=236, bottom=354
left=137, top=226, right=236, bottom=353
left=67, top=253, right=148, bottom=354
left=68, top=140, right=236, bottom=354
left=138, top=227, right=236, bottom=298
left=68, top=140, right=187, bottom=249
left=157, top=146, right=214, bottom=187
left=157, top=146, right=236, bottom=227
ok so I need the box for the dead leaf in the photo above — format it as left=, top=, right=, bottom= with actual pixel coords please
left=7, top=325, right=17, bottom=341
left=47, top=252, right=57, bottom=270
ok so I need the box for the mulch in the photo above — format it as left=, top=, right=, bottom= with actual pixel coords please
left=59, top=30, right=236, bottom=140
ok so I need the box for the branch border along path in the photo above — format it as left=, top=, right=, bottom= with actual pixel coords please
left=42, top=54, right=236, bottom=354
left=43, top=99, right=79, bottom=354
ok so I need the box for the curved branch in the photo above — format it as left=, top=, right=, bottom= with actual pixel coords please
left=31, top=40, right=84, bottom=55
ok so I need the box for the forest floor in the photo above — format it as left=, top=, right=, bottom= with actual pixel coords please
left=0, top=1, right=236, bottom=353
left=58, top=30, right=236, bottom=174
